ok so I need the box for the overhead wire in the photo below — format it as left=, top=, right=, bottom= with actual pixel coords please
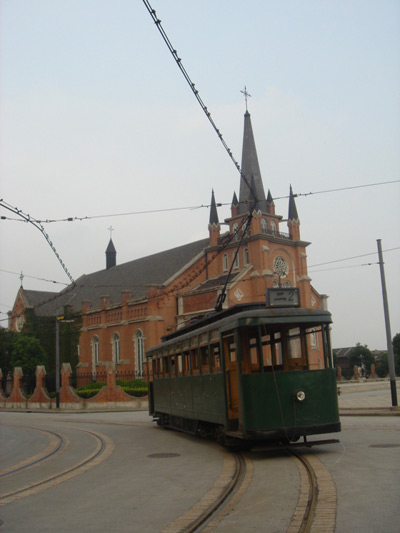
left=0, top=200, right=75, bottom=284
left=1, top=180, right=398, bottom=225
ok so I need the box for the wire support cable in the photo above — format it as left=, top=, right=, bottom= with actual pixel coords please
left=0, top=200, right=75, bottom=284
left=142, top=0, right=242, bottom=176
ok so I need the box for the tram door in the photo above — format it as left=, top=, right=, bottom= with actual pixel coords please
left=223, top=334, right=239, bottom=421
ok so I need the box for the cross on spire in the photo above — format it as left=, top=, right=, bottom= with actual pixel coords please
left=240, top=86, right=252, bottom=112
left=108, top=226, right=114, bottom=240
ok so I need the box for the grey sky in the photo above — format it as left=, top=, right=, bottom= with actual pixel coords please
left=1, top=0, right=399, bottom=349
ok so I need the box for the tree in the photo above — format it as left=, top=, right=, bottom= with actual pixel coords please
left=347, top=343, right=375, bottom=376
left=391, top=333, right=400, bottom=376
left=0, top=329, right=18, bottom=379
left=22, top=309, right=81, bottom=374
left=11, top=335, right=46, bottom=375
left=376, top=353, right=388, bottom=378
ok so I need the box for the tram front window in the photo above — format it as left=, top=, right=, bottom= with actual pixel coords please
left=288, top=328, right=302, bottom=359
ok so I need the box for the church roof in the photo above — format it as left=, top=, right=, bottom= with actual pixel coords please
left=18, top=289, right=59, bottom=309
left=238, top=112, right=268, bottom=214
left=33, top=238, right=210, bottom=316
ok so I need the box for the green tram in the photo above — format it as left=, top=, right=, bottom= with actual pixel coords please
left=147, top=301, right=341, bottom=447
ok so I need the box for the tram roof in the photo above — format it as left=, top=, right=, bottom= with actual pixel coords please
left=147, top=304, right=332, bottom=354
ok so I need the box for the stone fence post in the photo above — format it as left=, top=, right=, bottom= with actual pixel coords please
left=60, top=363, right=81, bottom=406
left=370, top=364, right=376, bottom=379
left=29, top=365, right=52, bottom=408
left=6, top=367, right=27, bottom=407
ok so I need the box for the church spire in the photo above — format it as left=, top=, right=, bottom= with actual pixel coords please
left=106, top=238, right=116, bottom=270
left=288, top=185, right=300, bottom=241
left=238, top=111, right=267, bottom=214
left=209, top=189, right=219, bottom=226
left=288, top=185, right=299, bottom=222
left=208, top=189, right=220, bottom=246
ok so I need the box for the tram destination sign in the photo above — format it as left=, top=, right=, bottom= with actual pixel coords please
left=266, top=288, right=300, bottom=308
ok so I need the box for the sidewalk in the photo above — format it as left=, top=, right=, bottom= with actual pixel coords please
left=338, top=379, right=400, bottom=416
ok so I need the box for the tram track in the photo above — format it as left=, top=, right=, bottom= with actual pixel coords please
left=0, top=426, right=68, bottom=478
left=162, top=450, right=252, bottom=533
left=287, top=449, right=337, bottom=533
left=162, top=445, right=337, bottom=533
left=0, top=425, right=114, bottom=506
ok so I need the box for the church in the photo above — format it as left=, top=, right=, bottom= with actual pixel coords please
left=10, top=110, right=328, bottom=384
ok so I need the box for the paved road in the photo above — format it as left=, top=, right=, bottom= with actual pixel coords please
left=1, top=383, right=399, bottom=532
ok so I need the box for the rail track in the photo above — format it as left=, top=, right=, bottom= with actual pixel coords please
left=0, top=424, right=114, bottom=506
left=0, top=426, right=67, bottom=478
left=162, top=450, right=251, bottom=533
left=162, top=445, right=336, bottom=533
left=287, top=449, right=337, bottom=533
left=0, top=417, right=337, bottom=532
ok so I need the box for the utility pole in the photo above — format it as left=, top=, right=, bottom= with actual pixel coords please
left=55, top=313, right=61, bottom=408
left=377, top=239, right=398, bottom=407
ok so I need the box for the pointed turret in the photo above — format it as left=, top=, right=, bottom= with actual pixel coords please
left=288, top=185, right=299, bottom=222
left=238, top=112, right=268, bottom=214
left=266, top=189, right=275, bottom=215
left=231, top=191, right=239, bottom=217
left=106, top=239, right=116, bottom=270
left=208, top=189, right=220, bottom=246
left=209, top=189, right=219, bottom=226
left=288, top=185, right=300, bottom=240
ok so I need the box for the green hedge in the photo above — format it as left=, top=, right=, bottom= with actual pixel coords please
left=75, top=379, right=148, bottom=399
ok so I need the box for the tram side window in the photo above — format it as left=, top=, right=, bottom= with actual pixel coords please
left=191, top=348, right=199, bottom=374
left=176, top=353, right=183, bottom=375
left=200, top=345, right=209, bottom=372
left=170, top=355, right=176, bottom=377
left=211, top=343, right=221, bottom=372
left=163, top=356, right=169, bottom=377
left=228, top=340, right=237, bottom=362
left=183, top=351, right=190, bottom=376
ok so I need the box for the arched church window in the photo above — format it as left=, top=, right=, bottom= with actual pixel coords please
left=134, top=330, right=145, bottom=378
left=261, top=218, right=268, bottom=234
left=223, top=253, right=228, bottom=272
left=111, top=332, right=120, bottom=363
left=233, top=253, right=239, bottom=269
left=270, top=220, right=277, bottom=236
left=232, top=222, right=239, bottom=241
left=91, top=336, right=99, bottom=377
left=244, top=247, right=249, bottom=265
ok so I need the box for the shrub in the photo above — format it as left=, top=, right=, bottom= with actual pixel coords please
left=75, top=379, right=148, bottom=398
left=121, top=387, right=148, bottom=397
left=75, top=382, right=106, bottom=398
left=76, top=389, right=101, bottom=399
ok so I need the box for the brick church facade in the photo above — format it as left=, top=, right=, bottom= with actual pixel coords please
left=10, top=111, right=328, bottom=382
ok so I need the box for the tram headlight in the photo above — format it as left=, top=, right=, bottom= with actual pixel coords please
left=295, top=390, right=306, bottom=402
